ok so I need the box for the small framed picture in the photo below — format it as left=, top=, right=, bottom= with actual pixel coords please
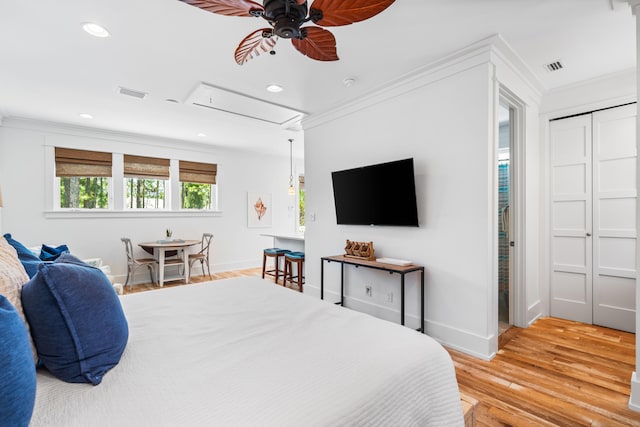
left=247, top=192, right=272, bottom=228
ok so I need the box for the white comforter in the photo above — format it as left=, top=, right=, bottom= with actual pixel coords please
left=31, top=277, right=464, bottom=426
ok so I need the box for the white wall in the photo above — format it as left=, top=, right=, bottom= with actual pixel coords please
left=0, top=118, right=302, bottom=284
left=301, top=34, right=547, bottom=359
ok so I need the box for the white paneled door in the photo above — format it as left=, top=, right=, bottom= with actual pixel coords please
left=550, top=104, right=637, bottom=333
left=550, top=114, right=593, bottom=324
left=592, top=105, right=637, bottom=332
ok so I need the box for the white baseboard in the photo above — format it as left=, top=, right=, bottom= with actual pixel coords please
left=305, top=284, right=495, bottom=360
left=629, top=372, right=640, bottom=412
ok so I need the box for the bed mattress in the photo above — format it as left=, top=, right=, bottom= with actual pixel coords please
left=31, top=276, right=464, bottom=426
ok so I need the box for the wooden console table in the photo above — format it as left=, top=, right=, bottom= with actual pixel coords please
left=320, top=255, right=425, bottom=333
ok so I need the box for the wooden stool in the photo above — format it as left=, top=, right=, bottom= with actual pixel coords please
left=262, top=248, right=290, bottom=284
left=283, top=251, right=305, bottom=292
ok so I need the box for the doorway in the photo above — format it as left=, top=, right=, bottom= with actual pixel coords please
left=498, top=102, right=514, bottom=335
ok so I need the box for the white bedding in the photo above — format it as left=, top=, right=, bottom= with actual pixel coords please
left=31, top=276, right=464, bottom=426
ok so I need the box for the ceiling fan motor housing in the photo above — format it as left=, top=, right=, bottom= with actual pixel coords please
left=263, top=0, right=308, bottom=39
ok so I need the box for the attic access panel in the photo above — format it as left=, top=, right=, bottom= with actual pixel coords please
left=185, top=82, right=306, bottom=126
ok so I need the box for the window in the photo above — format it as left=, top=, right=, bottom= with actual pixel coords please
left=55, top=147, right=112, bottom=209
left=50, top=147, right=220, bottom=215
left=124, top=155, right=170, bottom=209
left=298, top=175, right=305, bottom=232
left=179, top=160, right=217, bottom=210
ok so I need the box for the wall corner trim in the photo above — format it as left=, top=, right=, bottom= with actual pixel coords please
left=629, top=372, right=640, bottom=412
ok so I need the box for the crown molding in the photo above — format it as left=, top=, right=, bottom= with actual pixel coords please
left=0, top=116, right=284, bottom=159
left=302, top=34, right=543, bottom=130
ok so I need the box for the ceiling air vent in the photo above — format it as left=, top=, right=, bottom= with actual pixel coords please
left=118, top=86, right=148, bottom=99
left=545, top=60, right=564, bottom=72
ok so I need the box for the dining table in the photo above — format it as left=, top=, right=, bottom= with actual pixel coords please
left=138, top=239, right=200, bottom=287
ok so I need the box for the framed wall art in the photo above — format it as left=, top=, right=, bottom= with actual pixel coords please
left=247, top=192, right=272, bottom=228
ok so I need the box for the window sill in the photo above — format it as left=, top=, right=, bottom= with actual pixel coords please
left=43, top=210, right=223, bottom=219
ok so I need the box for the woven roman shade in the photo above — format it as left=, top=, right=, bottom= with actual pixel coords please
left=124, top=155, right=170, bottom=180
left=55, top=148, right=112, bottom=177
left=179, top=161, right=217, bottom=185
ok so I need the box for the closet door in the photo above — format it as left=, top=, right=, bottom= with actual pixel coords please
left=592, top=104, right=637, bottom=333
left=549, top=115, right=593, bottom=324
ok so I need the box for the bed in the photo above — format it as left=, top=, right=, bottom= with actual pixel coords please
left=29, top=276, right=464, bottom=426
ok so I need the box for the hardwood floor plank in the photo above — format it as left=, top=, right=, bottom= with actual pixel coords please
left=449, top=317, right=640, bottom=426
left=122, top=267, right=262, bottom=294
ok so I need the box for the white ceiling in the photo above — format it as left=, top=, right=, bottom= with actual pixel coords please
left=0, top=0, right=636, bottom=158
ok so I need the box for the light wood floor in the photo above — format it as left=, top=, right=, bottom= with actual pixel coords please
left=124, top=272, right=640, bottom=426
left=450, top=317, right=640, bottom=426
left=122, top=267, right=263, bottom=294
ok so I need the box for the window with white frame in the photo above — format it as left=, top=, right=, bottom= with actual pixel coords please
left=55, top=147, right=112, bottom=209
left=179, top=160, right=218, bottom=210
left=124, top=155, right=170, bottom=209
left=51, top=147, right=219, bottom=213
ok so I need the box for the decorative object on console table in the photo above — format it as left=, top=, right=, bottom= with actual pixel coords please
left=343, top=240, right=375, bottom=261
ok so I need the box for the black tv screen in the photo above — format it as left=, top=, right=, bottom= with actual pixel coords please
left=331, top=158, right=419, bottom=227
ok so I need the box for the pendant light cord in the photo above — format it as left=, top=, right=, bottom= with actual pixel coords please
left=288, top=139, right=295, bottom=195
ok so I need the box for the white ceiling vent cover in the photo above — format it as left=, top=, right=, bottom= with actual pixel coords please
left=545, top=60, right=564, bottom=72
left=186, top=82, right=306, bottom=126
left=118, top=86, right=148, bottom=99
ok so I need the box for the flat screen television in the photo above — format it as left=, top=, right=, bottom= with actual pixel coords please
left=331, top=158, right=419, bottom=227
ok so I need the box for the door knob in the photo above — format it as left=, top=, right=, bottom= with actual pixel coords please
left=586, top=233, right=591, bottom=237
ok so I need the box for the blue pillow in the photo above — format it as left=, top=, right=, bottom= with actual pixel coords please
left=0, top=295, right=36, bottom=427
left=39, top=243, right=69, bottom=262
left=21, top=252, right=128, bottom=385
left=3, top=234, right=43, bottom=278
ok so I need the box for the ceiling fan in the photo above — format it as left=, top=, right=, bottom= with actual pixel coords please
left=179, top=0, right=396, bottom=65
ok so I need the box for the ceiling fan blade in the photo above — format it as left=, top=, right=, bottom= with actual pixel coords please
left=291, top=27, right=338, bottom=61
left=309, top=0, right=395, bottom=26
left=179, top=0, right=264, bottom=17
left=235, top=29, right=277, bottom=65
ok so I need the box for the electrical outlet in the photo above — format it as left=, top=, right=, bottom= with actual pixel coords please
left=387, top=292, right=393, bottom=303
left=365, top=285, right=372, bottom=297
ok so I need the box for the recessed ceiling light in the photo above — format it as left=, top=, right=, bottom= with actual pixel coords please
left=197, top=133, right=207, bottom=137
left=82, top=22, right=110, bottom=38
left=266, top=84, right=284, bottom=93
left=79, top=113, right=93, bottom=119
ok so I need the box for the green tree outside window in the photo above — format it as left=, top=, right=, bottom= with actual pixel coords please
left=59, top=177, right=109, bottom=209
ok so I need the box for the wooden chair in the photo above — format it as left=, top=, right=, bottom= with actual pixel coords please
left=121, top=237, right=157, bottom=287
left=283, top=251, right=305, bottom=292
left=188, top=233, right=213, bottom=282
left=262, top=248, right=290, bottom=284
